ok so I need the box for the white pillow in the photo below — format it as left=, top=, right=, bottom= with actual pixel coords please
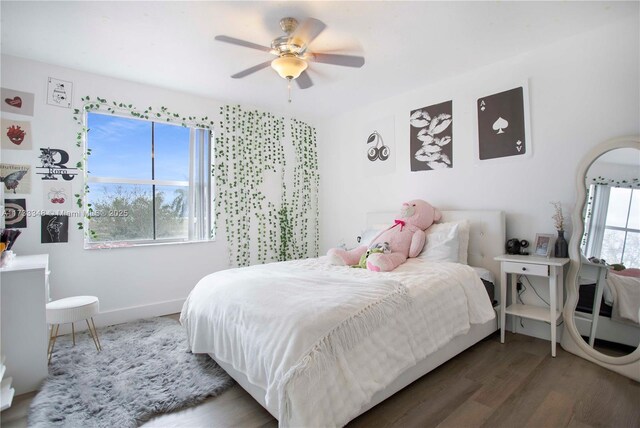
left=359, top=223, right=389, bottom=246
left=418, top=222, right=460, bottom=262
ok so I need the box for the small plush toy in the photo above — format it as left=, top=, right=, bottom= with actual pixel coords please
left=328, top=199, right=442, bottom=272
left=352, top=242, right=390, bottom=269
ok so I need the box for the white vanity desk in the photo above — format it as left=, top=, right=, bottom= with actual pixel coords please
left=495, top=254, right=570, bottom=357
left=0, top=254, right=50, bottom=395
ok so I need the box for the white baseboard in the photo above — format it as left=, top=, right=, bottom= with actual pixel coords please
left=53, top=298, right=185, bottom=336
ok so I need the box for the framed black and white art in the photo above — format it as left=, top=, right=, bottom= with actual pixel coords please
left=476, top=84, right=531, bottom=162
left=41, top=215, right=69, bottom=244
left=410, top=100, right=453, bottom=171
left=47, top=77, right=73, bottom=108
left=363, top=116, right=395, bottom=176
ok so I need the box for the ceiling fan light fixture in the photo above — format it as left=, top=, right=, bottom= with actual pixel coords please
left=271, top=55, right=308, bottom=80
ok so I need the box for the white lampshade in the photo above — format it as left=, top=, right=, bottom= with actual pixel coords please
left=271, top=56, right=308, bottom=79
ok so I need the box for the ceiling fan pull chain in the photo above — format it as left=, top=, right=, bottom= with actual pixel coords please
left=288, top=78, right=292, bottom=103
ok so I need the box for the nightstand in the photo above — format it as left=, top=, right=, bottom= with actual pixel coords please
left=494, top=254, right=570, bottom=357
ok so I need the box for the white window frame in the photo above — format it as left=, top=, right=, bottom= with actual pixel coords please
left=584, top=184, right=638, bottom=264
left=84, top=112, right=214, bottom=248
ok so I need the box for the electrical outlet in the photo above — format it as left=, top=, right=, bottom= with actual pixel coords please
left=517, top=282, right=523, bottom=292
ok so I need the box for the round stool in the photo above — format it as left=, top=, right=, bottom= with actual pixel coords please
left=46, top=296, right=102, bottom=363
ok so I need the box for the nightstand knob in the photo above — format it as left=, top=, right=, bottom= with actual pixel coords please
left=522, top=267, right=527, bottom=271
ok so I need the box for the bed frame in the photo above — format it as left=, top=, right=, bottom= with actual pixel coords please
left=211, top=210, right=506, bottom=421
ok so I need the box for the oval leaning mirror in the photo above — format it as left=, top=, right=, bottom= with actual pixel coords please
left=562, top=136, right=640, bottom=380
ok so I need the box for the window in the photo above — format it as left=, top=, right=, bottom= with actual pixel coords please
left=583, top=185, right=639, bottom=267
left=86, top=112, right=213, bottom=246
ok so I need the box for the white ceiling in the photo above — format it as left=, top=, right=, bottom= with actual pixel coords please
left=1, top=1, right=637, bottom=122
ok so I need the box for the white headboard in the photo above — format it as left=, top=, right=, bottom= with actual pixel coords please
left=366, top=210, right=506, bottom=289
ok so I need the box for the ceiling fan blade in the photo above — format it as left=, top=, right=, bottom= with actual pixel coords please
left=290, top=18, right=327, bottom=47
left=296, top=70, right=313, bottom=89
left=215, top=35, right=272, bottom=53
left=310, top=53, right=365, bottom=68
left=231, top=61, right=272, bottom=79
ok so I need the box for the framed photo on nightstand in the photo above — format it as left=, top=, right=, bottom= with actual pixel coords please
left=534, top=233, right=554, bottom=257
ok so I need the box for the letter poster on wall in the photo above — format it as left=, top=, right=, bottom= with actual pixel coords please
left=36, top=147, right=78, bottom=181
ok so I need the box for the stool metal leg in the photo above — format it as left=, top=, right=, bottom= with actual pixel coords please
left=47, top=324, right=55, bottom=360
left=48, top=324, right=60, bottom=364
left=86, top=319, right=101, bottom=352
left=71, top=322, right=76, bottom=346
left=90, top=317, right=102, bottom=351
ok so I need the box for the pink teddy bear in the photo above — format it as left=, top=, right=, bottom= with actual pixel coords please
left=328, top=199, right=442, bottom=272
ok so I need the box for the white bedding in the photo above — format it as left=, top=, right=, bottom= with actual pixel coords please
left=607, top=272, right=640, bottom=325
left=180, top=257, right=495, bottom=427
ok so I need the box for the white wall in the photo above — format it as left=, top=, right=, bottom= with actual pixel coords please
left=587, top=162, right=639, bottom=184
left=317, top=18, right=640, bottom=340
left=0, top=55, right=309, bottom=329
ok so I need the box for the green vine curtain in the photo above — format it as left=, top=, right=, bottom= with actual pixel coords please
left=587, top=176, right=639, bottom=188
left=215, top=105, right=319, bottom=267
left=73, top=99, right=318, bottom=262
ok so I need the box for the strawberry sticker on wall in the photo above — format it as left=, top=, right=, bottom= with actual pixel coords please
left=1, top=118, right=32, bottom=150
left=1, top=87, right=35, bottom=116
left=43, top=181, right=72, bottom=210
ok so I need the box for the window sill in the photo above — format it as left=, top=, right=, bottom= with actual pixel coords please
left=84, top=238, right=215, bottom=250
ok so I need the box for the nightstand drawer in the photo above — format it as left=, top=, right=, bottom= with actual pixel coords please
left=502, top=261, right=549, bottom=277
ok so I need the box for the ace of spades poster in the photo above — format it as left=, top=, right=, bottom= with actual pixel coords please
left=477, top=85, right=530, bottom=161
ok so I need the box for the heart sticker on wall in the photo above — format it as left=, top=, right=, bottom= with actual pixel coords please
left=5, top=97, right=22, bottom=108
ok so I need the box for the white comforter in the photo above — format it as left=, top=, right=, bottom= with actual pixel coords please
left=180, top=257, right=495, bottom=427
left=607, top=272, right=640, bottom=325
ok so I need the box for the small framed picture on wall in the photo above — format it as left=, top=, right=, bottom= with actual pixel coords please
left=534, top=233, right=554, bottom=258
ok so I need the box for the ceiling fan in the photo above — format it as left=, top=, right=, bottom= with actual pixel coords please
left=215, top=17, right=365, bottom=100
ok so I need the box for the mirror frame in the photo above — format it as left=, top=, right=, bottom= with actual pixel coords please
left=561, top=136, right=640, bottom=380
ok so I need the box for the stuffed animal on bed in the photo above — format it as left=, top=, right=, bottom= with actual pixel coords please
left=352, top=242, right=390, bottom=269
left=327, top=199, right=442, bottom=272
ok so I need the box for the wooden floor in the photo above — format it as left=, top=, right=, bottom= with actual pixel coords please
left=3, top=328, right=639, bottom=428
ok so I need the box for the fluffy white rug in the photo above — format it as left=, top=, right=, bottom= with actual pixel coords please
left=29, top=317, right=234, bottom=427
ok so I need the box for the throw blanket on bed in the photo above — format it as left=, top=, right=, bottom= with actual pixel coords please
left=607, top=272, right=640, bottom=324
left=181, top=258, right=495, bottom=427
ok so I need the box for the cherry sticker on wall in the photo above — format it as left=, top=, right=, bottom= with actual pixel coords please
left=43, top=181, right=72, bottom=210
left=366, top=131, right=390, bottom=162
left=47, top=188, right=67, bottom=204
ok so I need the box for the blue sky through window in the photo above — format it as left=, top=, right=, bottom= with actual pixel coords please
left=154, top=123, right=190, bottom=181
left=87, top=113, right=190, bottom=181
left=88, top=113, right=152, bottom=179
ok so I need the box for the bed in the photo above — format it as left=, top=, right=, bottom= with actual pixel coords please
left=180, top=210, right=505, bottom=427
